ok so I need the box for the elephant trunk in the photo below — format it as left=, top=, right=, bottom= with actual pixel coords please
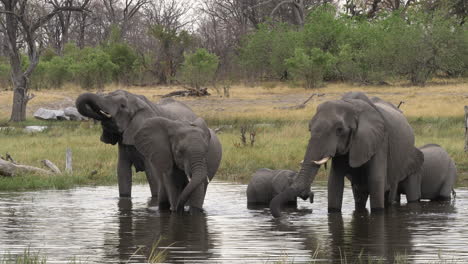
left=176, top=157, right=208, bottom=211
left=75, top=93, right=107, bottom=120
left=270, top=140, right=320, bottom=218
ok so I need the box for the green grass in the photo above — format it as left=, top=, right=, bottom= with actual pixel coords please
left=0, top=114, right=466, bottom=191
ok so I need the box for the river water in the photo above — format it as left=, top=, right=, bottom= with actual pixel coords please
left=0, top=181, right=467, bottom=263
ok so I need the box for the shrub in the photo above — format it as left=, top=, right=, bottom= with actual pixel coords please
left=286, top=48, right=336, bottom=88
left=72, top=47, right=118, bottom=89
left=179, top=48, right=219, bottom=89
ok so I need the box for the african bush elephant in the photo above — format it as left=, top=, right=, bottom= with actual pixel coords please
left=134, top=117, right=222, bottom=212
left=270, top=92, right=423, bottom=217
left=246, top=168, right=313, bottom=207
left=75, top=90, right=220, bottom=199
left=398, top=144, right=457, bottom=202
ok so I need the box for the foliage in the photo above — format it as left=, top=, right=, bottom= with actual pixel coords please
left=179, top=48, right=219, bottom=89
left=104, top=42, right=138, bottom=85
left=240, top=23, right=301, bottom=80
left=286, top=48, right=336, bottom=88
left=238, top=3, right=467, bottom=85
left=148, top=25, right=194, bottom=84
left=71, top=47, right=118, bottom=89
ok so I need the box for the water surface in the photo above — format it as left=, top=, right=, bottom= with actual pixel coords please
left=0, top=182, right=466, bottom=263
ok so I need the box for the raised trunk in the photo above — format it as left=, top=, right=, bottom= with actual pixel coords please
left=270, top=140, right=320, bottom=218
left=75, top=93, right=105, bottom=120
left=176, top=158, right=208, bottom=211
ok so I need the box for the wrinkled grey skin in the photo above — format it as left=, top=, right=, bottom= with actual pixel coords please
left=246, top=169, right=313, bottom=207
left=134, top=117, right=222, bottom=212
left=75, top=90, right=216, bottom=199
left=398, top=144, right=457, bottom=202
left=270, top=92, right=423, bottom=217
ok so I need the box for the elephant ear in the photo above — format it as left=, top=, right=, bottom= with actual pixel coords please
left=122, top=96, right=154, bottom=146
left=190, top=117, right=211, bottom=143
left=134, top=117, right=174, bottom=169
left=348, top=100, right=385, bottom=168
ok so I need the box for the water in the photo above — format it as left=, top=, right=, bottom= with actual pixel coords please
left=0, top=181, right=467, bottom=263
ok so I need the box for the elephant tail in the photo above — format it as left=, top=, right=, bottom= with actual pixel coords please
left=452, top=189, right=457, bottom=199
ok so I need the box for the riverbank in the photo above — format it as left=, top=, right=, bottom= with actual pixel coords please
left=0, top=80, right=467, bottom=190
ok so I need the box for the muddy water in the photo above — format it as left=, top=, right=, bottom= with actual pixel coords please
left=0, top=182, right=467, bottom=263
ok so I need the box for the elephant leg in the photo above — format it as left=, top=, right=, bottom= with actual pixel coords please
left=328, top=156, right=348, bottom=213
left=158, top=183, right=170, bottom=210
left=117, top=146, right=133, bottom=197
left=437, top=164, right=457, bottom=201
left=352, top=184, right=368, bottom=211
left=144, top=161, right=158, bottom=198
left=162, top=169, right=180, bottom=212
left=404, top=171, right=421, bottom=203
left=367, top=142, right=388, bottom=212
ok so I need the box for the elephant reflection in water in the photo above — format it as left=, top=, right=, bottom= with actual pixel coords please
left=110, top=198, right=214, bottom=263
left=327, top=203, right=456, bottom=262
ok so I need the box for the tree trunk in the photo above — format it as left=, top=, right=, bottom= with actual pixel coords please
left=10, top=82, right=29, bottom=122
left=78, top=12, right=87, bottom=49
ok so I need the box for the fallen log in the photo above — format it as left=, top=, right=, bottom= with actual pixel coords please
left=161, top=87, right=211, bottom=98
left=0, top=159, right=54, bottom=177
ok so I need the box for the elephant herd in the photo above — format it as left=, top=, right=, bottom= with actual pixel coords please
left=76, top=90, right=457, bottom=218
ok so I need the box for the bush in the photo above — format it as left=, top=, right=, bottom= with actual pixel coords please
left=104, top=42, right=137, bottom=85
left=286, top=48, right=336, bottom=88
left=179, top=48, right=219, bottom=89
left=72, top=47, right=118, bottom=89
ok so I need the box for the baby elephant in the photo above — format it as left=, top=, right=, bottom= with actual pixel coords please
left=419, top=144, right=457, bottom=201
left=399, top=144, right=457, bottom=202
left=246, top=168, right=313, bottom=207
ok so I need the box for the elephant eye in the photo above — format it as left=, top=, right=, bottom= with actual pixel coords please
left=120, top=104, right=126, bottom=108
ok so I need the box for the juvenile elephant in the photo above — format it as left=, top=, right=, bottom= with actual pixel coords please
left=134, top=117, right=222, bottom=212
left=75, top=90, right=220, bottom=199
left=398, top=144, right=457, bottom=202
left=246, top=169, right=313, bottom=207
left=270, top=92, right=423, bottom=217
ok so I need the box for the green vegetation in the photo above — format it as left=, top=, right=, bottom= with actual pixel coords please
left=240, top=4, right=467, bottom=86
left=1, top=4, right=466, bottom=91
left=179, top=48, right=219, bottom=89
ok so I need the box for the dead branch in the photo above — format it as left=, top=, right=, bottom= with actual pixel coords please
left=5, top=153, right=16, bottom=164
left=275, top=93, right=325, bottom=110
left=240, top=126, right=247, bottom=146
left=42, top=159, right=62, bottom=174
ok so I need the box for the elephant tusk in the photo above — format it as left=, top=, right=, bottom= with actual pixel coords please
left=206, top=176, right=211, bottom=183
left=186, top=174, right=191, bottom=182
left=99, top=110, right=111, bottom=118
left=313, top=157, right=330, bottom=165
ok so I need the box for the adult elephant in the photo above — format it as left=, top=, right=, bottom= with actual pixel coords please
left=75, top=90, right=218, bottom=199
left=270, top=92, right=423, bottom=217
left=134, top=117, right=222, bottom=212
left=398, top=144, right=457, bottom=202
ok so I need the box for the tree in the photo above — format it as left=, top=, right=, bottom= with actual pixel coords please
left=0, top=0, right=89, bottom=121
left=179, top=48, right=219, bottom=90
left=286, top=47, right=335, bottom=88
